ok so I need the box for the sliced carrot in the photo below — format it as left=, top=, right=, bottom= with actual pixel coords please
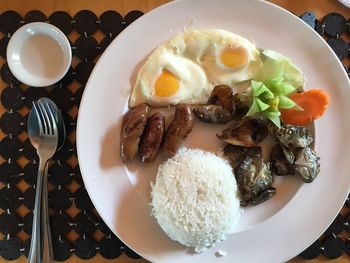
left=280, top=89, right=330, bottom=126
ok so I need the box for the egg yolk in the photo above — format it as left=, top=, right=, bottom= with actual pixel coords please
left=155, top=70, right=179, bottom=97
left=220, top=46, right=249, bottom=70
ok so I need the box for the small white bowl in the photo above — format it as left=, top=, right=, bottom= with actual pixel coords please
left=7, top=22, right=71, bottom=87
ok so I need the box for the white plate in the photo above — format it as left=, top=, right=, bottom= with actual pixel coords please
left=77, top=0, right=350, bottom=262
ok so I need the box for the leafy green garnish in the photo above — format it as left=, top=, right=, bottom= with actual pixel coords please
left=258, top=49, right=306, bottom=89
left=246, top=50, right=306, bottom=127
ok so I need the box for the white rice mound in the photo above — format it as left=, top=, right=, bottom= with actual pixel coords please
left=151, top=148, right=240, bottom=252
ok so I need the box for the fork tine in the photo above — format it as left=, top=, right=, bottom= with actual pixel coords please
left=36, top=101, right=47, bottom=135
left=45, top=102, right=58, bottom=136
left=37, top=101, right=51, bottom=135
left=32, top=101, right=44, bottom=135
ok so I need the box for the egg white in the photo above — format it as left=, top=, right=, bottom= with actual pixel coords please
left=183, top=30, right=262, bottom=86
left=129, top=48, right=211, bottom=107
left=129, top=29, right=262, bottom=107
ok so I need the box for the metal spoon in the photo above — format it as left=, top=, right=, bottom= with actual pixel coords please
left=27, top=98, right=66, bottom=263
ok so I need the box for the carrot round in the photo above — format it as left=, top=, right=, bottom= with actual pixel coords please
left=281, top=89, right=330, bottom=126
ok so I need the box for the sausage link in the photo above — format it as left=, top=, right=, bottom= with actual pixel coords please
left=139, top=113, right=165, bottom=163
left=120, top=104, right=150, bottom=162
left=163, top=105, right=193, bottom=157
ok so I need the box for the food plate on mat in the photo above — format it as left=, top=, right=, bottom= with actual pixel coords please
left=76, top=0, right=350, bottom=262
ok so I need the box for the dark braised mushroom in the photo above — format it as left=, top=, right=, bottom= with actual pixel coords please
left=223, top=144, right=261, bottom=169
left=223, top=144, right=275, bottom=206
left=248, top=188, right=276, bottom=206
left=266, top=119, right=279, bottom=135
left=294, top=146, right=320, bottom=183
left=208, top=85, right=235, bottom=114
left=234, top=100, right=249, bottom=120
left=193, top=105, right=232, bottom=124
left=275, top=124, right=313, bottom=148
left=235, top=154, right=275, bottom=206
left=280, top=145, right=295, bottom=164
left=270, top=123, right=320, bottom=182
left=217, top=117, right=268, bottom=147
left=194, top=86, right=246, bottom=124
left=232, top=93, right=250, bottom=120
left=269, top=144, right=293, bottom=176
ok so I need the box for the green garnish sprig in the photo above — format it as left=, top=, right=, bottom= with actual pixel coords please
left=247, top=78, right=297, bottom=127
left=245, top=49, right=306, bottom=127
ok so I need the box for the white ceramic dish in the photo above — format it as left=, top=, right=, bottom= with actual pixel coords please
left=77, top=0, right=350, bottom=262
left=7, top=22, right=71, bottom=87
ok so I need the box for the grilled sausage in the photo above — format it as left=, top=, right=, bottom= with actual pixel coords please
left=120, top=104, right=150, bottom=162
left=163, top=105, right=193, bottom=157
left=139, top=113, right=165, bottom=163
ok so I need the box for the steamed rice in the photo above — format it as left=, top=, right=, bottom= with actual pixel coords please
left=151, top=148, right=240, bottom=252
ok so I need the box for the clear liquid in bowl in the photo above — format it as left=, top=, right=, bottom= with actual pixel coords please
left=20, top=34, right=65, bottom=79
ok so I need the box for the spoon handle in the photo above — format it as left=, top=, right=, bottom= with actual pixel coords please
left=27, top=158, right=46, bottom=263
left=41, top=161, right=54, bottom=263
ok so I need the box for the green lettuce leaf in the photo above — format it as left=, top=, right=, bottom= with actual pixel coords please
left=258, top=49, right=306, bottom=90
left=245, top=49, right=306, bottom=127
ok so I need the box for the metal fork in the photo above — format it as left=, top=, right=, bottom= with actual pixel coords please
left=27, top=101, right=58, bottom=263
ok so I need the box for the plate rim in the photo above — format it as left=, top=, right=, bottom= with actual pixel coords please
left=77, top=0, right=350, bottom=262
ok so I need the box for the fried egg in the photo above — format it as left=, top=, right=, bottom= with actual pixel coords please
left=129, top=29, right=262, bottom=107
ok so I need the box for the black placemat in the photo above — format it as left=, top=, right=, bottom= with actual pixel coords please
left=0, top=8, right=349, bottom=262
left=0, top=9, right=144, bottom=261
left=297, top=11, right=350, bottom=260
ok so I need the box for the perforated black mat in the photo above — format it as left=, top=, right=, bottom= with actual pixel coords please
left=0, top=9, right=349, bottom=262
left=0, top=9, right=144, bottom=261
